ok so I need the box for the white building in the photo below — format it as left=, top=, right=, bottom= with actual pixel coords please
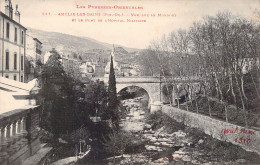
left=0, top=0, right=26, bottom=82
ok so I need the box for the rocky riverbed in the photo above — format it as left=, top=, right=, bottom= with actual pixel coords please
left=117, top=97, right=260, bottom=165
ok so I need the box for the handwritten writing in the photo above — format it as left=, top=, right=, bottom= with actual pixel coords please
left=221, top=128, right=255, bottom=135
left=221, top=128, right=256, bottom=145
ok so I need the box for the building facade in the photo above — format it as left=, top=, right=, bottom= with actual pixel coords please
left=0, top=1, right=26, bottom=82
left=25, top=36, right=43, bottom=82
left=26, top=37, right=42, bottom=66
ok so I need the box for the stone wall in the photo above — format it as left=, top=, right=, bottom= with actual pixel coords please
left=162, top=105, right=260, bottom=155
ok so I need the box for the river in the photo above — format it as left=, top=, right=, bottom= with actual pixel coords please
left=117, top=96, right=260, bottom=165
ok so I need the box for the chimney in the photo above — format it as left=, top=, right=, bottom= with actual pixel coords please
left=14, top=5, right=20, bottom=23
left=5, top=5, right=10, bottom=16
left=9, top=3, right=13, bottom=19
left=4, top=0, right=13, bottom=19
left=5, top=0, right=10, bottom=16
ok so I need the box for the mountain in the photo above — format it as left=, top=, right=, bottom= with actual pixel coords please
left=83, top=37, right=140, bottom=53
left=27, top=28, right=141, bottom=57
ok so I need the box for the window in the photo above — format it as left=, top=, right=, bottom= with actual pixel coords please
left=21, top=76, right=23, bottom=82
left=6, top=23, right=10, bottom=38
left=21, top=56, right=23, bottom=70
left=21, top=31, right=24, bottom=44
left=14, top=53, right=17, bottom=70
left=14, top=75, right=17, bottom=80
left=14, top=27, right=17, bottom=42
left=5, top=75, right=9, bottom=78
left=6, top=51, right=9, bottom=70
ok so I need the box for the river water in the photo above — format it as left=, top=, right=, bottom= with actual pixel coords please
left=119, top=97, right=197, bottom=165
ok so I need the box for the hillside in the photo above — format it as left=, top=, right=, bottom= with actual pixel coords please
left=27, top=28, right=140, bottom=57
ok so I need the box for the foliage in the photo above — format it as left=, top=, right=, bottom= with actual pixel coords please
left=103, top=130, right=131, bottom=164
left=84, top=80, right=108, bottom=116
left=37, top=49, right=73, bottom=139
left=37, top=49, right=111, bottom=141
left=141, top=11, right=260, bottom=127
left=107, top=55, right=120, bottom=128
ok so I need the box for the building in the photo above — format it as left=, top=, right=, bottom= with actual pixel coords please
left=104, top=48, right=122, bottom=77
left=80, top=59, right=107, bottom=78
left=26, top=37, right=43, bottom=67
left=61, top=52, right=82, bottom=75
left=0, top=0, right=26, bottom=82
left=94, top=63, right=106, bottom=77
left=80, top=61, right=95, bottom=78
left=25, top=36, right=43, bottom=82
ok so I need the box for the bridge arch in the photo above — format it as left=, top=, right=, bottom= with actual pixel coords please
left=117, top=85, right=152, bottom=105
left=116, top=83, right=161, bottom=104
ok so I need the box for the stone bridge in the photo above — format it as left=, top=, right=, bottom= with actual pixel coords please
left=95, top=76, right=202, bottom=108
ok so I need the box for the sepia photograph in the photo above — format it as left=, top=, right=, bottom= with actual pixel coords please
left=0, top=0, right=260, bottom=164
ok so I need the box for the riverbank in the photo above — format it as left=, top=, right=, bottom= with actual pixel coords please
left=115, top=98, right=260, bottom=165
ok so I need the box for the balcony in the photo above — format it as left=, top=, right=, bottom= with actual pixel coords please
left=0, top=106, right=41, bottom=165
left=0, top=77, right=47, bottom=164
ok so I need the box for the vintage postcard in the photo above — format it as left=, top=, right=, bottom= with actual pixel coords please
left=0, top=0, right=259, bottom=164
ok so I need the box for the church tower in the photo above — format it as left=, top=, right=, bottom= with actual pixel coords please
left=104, top=45, right=121, bottom=77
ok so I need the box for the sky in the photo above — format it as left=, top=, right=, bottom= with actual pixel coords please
left=0, top=0, right=259, bottom=49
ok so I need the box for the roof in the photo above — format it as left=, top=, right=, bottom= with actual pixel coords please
left=33, top=38, right=42, bottom=44
left=0, top=77, right=39, bottom=114
left=0, top=11, right=27, bottom=30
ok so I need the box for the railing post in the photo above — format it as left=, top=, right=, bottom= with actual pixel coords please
left=21, top=117, right=28, bottom=138
left=12, top=121, right=17, bottom=143
left=5, top=124, right=11, bottom=146
left=0, top=126, right=8, bottom=163
left=18, top=117, right=28, bottom=147
left=16, top=118, right=22, bottom=140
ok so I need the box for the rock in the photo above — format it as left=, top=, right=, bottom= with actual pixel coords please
left=158, top=133, right=167, bottom=138
left=173, top=153, right=182, bottom=158
left=143, top=124, right=152, bottom=130
left=153, top=158, right=168, bottom=164
left=173, top=130, right=186, bottom=138
left=174, top=150, right=186, bottom=155
left=158, top=137, right=172, bottom=142
left=236, top=159, right=246, bottom=163
left=58, top=138, right=68, bottom=144
left=154, top=142, right=160, bottom=146
left=157, top=126, right=165, bottom=132
left=160, top=142, right=173, bottom=147
left=150, top=130, right=155, bottom=134
left=175, top=161, right=186, bottom=165
left=198, top=139, right=204, bottom=144
left=150, top=136, right=157, bottom=142
left=182, top=155, right=191, bottom=161
left=145, top=145, right=157, bottom=151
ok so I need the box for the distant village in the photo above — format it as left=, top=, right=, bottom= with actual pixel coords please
left=0, top=0, right=141, bottom=84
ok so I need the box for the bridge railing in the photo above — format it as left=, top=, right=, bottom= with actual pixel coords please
left=0, top=106, right=41, bottom=165
left=93, top=76, right=201, bottom=82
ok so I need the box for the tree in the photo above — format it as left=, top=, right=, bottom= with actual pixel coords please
left=140, top=11, right=260, bottom=127
left=103, top=130, right=130, bottom=165
left=38, top=48, right=76, bottom=141
left=107, top=55, right=120, bottom=128
left=84, top=80, right=108, bottom=117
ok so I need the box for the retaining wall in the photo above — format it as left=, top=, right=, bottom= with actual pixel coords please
left=162, top=105, right=260, bottom=155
